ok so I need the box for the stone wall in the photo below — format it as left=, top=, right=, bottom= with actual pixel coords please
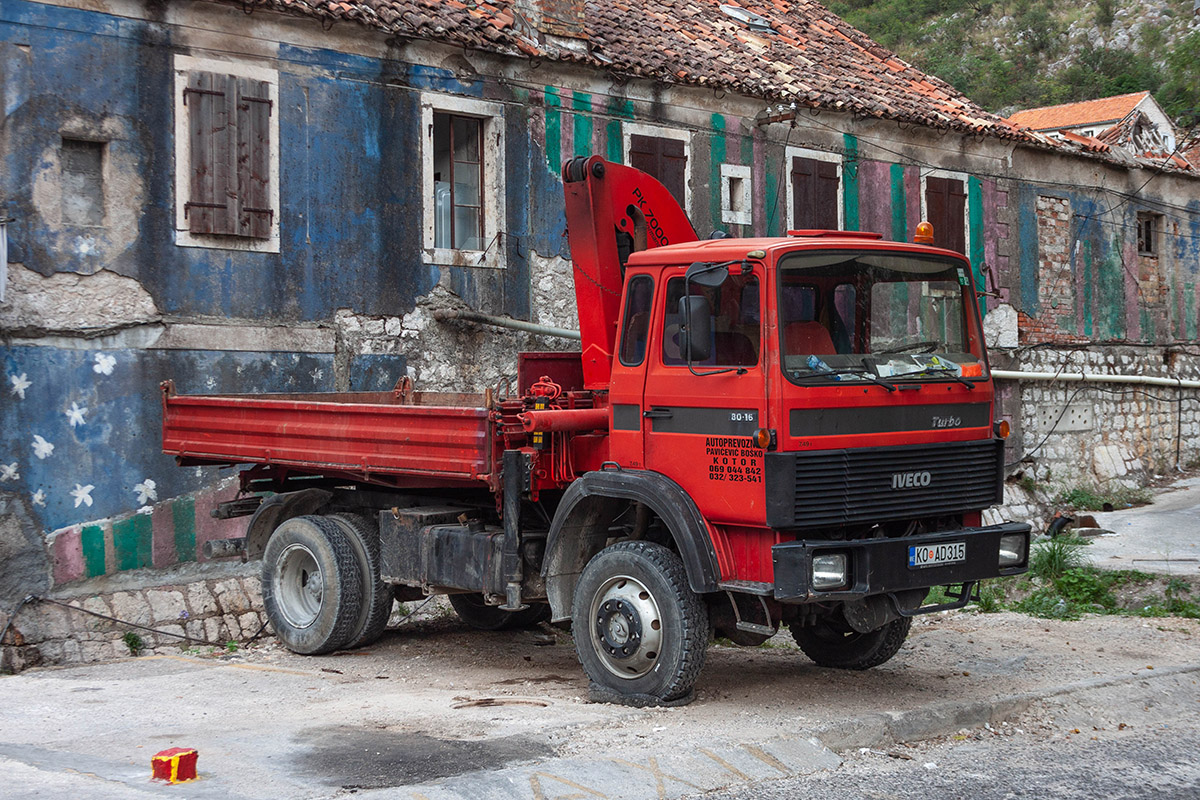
left=991, top=343, right=1200, bottom=514
left=1, top=563, right=265, bottom=673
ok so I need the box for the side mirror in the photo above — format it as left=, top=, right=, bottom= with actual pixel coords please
left=679, top=295, right=712, bottom=362
left=685, top=261, right=729, bottom=287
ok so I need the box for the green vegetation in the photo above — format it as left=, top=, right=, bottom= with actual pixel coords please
left=1055, top=485, right=1153, bottom=511
left=955, top=535, right=1199, bottom=620
left=123, top=631, right=144, bottom=656
left=826, top=0, right=1200, bottom=121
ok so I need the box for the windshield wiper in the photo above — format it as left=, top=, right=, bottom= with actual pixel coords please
left=898, top=366, right=976, bottom=390
left=792, top=368, right=896, bottom=392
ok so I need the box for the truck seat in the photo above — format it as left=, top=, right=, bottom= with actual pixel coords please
left=784, top=321, right=836, bottom=355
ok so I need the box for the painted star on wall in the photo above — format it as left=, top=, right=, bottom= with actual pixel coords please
left=70, top=483, right=95, bottom=508
left=66, top=402, right=88, bottom=428
left=134, top=478, right=157, bottom=505
left=0, top=462, right=18, bottom=482
left=9, top=373, right=31, bottom=399
left=93, top=353, right=116, bottom=375
left=31, top=489, right=46, bottom=507
left=31, top=435, right=55, bottom=460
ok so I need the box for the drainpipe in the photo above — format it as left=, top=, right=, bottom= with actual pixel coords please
left=990, top=369, right=1200, bottom=390
left=433, top=310, right=581, bottom=341
left=0, top=217, right=10, bottom=305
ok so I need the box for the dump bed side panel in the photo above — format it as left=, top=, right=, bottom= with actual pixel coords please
left=162, top=394, right=492, bottom=481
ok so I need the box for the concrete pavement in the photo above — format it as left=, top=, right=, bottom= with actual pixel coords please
left=1086, top=475, right=1200, bottom=575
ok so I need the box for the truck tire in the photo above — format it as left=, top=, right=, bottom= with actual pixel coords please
left=572, top=541, right=708, bottom=703
left=448, top=593, right=552, bottom=631
left=791, top=615, right=912, bottom=670
left=261, top=515, right=363, bottom=655
left=328, top=512, right=393, bottom=649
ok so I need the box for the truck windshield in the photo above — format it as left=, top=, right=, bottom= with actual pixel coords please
left=777, top=250, right=985, bottom=386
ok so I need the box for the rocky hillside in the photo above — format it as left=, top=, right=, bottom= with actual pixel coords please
left=826, top=0, right=1200, bottom=123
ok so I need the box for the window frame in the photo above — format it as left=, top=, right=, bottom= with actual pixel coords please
left=720, top=163, right=752, bottom=226
left=919, top=168, right=971, bottom=256
left=622, top=122, right=692, bottom=218
left=1136, top=211, right=1161, bottom=257
left=172, top=55, right=280, bottom=253
left=421, top=93, right=506, bottom=269
left=786, top=146, right=843, bottom=232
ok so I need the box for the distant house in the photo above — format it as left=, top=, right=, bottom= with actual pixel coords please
left=1007, top=91, right=1179, bottom=159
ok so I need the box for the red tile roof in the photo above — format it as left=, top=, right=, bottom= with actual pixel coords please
left=1006, top=92, right=1149, bottom=132
left=232, top=0, right=1037, bottom=141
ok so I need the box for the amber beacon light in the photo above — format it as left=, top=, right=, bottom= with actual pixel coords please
left=913, top=221, right=935, bottom=244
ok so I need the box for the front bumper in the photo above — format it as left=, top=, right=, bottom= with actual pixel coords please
left=772, top=522, right=1031, bottom=603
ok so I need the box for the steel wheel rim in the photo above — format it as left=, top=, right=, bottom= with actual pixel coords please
left=588, top=574, right=664, bottom=679
left=276, top=543, right=323, bottom=629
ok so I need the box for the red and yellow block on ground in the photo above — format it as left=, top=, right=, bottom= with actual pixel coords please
left=152, top=748, right=199, bottom=783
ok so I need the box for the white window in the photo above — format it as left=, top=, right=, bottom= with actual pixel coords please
left=172, top=55, right=280, bottom=253
left=720, top=163, right=751, bottom=226
left=785, top=146, right=842, bottom=231
left=421, top=94, right=506, bottom=269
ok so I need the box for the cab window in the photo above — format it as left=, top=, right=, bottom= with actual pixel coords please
left=661, top=273, right=759, bottom=367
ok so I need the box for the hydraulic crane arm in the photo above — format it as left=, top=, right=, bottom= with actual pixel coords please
left=562, top=156, right=698, bottom=390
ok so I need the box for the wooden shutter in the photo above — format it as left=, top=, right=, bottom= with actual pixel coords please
left=186, top=71, right=272, bottom=239
left=925, top=176, right=966, bottom=253
left=629, top=134, right=687, bottom=210
left=791, top=156, right=839, bottom=230
left=237, top=77, right=272, bottom=239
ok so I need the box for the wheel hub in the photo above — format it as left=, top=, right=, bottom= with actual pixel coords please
left=596, top=598, right=642, bottom=659
left=276, top=543, right=323, bottom=629
left=588, top=575, right=664, bottom=679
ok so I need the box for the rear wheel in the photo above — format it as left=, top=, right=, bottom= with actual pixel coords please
left=449, top=593, right=551, bottom=630
left=572, top=541, right=707, bottom=703
left=261, top=515, right=363, bottom=655
left=327, top=512, right=392, bottom=649
left=791, top=615, right=912, bottom=670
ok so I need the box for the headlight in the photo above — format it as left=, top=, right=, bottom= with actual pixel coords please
left=812, top=553, right=848, bottom=590
left=998, top=533, right=1027, bottom=567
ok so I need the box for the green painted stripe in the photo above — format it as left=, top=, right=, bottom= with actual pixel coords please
left=545, top=86, right=562, bottom=176
left=711, top=114, right=727, bottom=233
left=765, top=168, right=780, bottom=236
left=968, top=176, right=985, bottom=318
left=1187, top=283, right=1197, bottom=340
left=890, top=163, right=907, bottom=242
left=1083, top=239, right=1094, bottom=337
left=113, top=514, right=153, bottom=572
left=842, top=133, right=859, bottom=231
left=81, top=524, right=106, bottom=578
left=173, top=496, right=197, bottom=563
left=604, top=97, right=633, bottom=164
left=572, top=91, right=592, bottom=158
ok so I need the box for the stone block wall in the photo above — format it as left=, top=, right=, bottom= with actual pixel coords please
left=994, top=345, right=1200, bottom=495
left=1, top=567, right=266, bottom=673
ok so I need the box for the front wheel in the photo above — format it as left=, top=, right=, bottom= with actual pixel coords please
left=572, top=541, right=707, bottom=703
left=791, top=615, right=912, bottom=670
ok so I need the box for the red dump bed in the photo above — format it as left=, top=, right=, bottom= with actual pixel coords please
left=161, top=384, right=494, bottom=486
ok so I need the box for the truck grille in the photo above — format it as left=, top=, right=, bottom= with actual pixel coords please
left=764, top=439, right=1004, bottom=530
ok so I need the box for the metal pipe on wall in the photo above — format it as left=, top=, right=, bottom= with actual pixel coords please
left=433, top=310, right=582, bottom=341
left=991, top=369, right=1200, bottom=390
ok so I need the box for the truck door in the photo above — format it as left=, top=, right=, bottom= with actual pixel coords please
left=607, top=272, right=655, bottom=468
left=642, top=267, right=766, bottom=525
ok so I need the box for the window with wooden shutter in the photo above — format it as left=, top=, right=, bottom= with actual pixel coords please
left=629, top=134, right=687, bottom=211
left=184, top=70, right=272, bottom=239
left=791, top=156, right=839, bottom=230
left=924, top=176, right=966, bottom=254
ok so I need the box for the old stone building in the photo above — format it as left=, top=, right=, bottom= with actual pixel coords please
left=2, top=0, right=1199, bottom=665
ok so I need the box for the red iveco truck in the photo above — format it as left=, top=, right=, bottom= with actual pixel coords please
left=162, top=156, right=1030, bottom=704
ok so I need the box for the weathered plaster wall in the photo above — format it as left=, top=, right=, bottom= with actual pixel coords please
left=3, top=0, right=1200, bottom=624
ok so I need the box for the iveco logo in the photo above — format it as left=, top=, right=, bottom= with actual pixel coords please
left=892, top=471, right=932, bottom=489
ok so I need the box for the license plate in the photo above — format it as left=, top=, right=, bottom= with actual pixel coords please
left=908, top=541, right=966, bottom=568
